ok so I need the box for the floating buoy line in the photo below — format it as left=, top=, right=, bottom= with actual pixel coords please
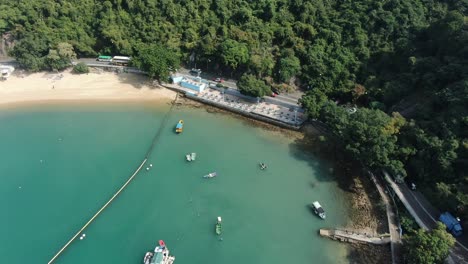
left=47, top=93, right=179, bottom=264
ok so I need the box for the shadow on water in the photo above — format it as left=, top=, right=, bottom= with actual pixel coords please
left=288, top=137, right=334, bottom=184
left=287, top=129, right=363, bottom=195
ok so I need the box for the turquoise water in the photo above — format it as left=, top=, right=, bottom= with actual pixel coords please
left=0, top=102, right=350, bottom=263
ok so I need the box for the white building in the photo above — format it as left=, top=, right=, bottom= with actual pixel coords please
left=171, top=75, right=207, bottom=92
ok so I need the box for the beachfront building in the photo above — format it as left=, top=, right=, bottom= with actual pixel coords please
left=171, top=75, right=207, bottom=92
left=0, top=65, right=15, bottom=80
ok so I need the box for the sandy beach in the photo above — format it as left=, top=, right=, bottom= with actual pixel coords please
left=0, top=69, right=176, bottom=107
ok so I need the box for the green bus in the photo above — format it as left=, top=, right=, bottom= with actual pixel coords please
left=96, top=55, right=112, bottom=62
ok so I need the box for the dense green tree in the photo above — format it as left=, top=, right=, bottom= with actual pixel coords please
left=132, top=44, right=180, bottom=82
left=320, top=104, right=407, bottom=176
left=45, top=42, right=76, bottom=71
left=299, top=89, right=328, bottom=119
left=73, top=62, right=89, bottom=74
left=277, top=50, right=301, bottom=82
left=220, top=39, right=249, bottom=70
left=404, top=222, right=456, bottom=264
left=237, top=74, right=271, bottom=97
left=249, top=52, right=275, bottom=77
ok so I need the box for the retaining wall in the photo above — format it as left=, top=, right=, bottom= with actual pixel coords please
left=183, top=92, right=301, bottom=130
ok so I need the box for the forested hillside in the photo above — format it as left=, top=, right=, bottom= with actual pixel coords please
left=1, top=0, right=467, bottom=221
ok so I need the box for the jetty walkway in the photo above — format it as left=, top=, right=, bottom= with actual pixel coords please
left=319, top=229, right=391, bottom=245
left=369, top=171, right=402, bottom=264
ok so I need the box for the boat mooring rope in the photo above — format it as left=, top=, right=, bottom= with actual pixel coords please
left=47, top=93, right=179, bottom=264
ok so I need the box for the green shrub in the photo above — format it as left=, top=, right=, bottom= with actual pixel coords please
left=73, top=62, right=89, bottom=74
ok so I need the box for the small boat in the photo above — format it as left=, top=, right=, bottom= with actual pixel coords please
left=191, top=153, right=196, bottom=161
left=311, top=201, right=326, bottom=219
left=143, top=251, right=154, bottom=264
left=175, top=120, right=184, bottom=133
left=259, top=162, right=267, bottom=170
left=147, top=239, right=175, bottom=264
left=215, top=216, right=222, bottom=235
left=203, top=172, right=217, bottom=178
left=186, top=154, right=192, bottom=161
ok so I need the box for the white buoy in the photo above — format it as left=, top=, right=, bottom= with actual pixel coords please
left=146, top=167, right=150, bottom=171
left=80, top=237, right=83, bottom=240
left=18, top=186, right=22, bottom=189
left=150, top=164, right=153, bottom=167
left=82, top=234, right=86, bottom=237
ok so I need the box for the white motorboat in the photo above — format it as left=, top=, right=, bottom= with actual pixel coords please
left=186, top=154, right=192, bottom=161
left=203, top=172, right=217, bottom=178
left=311, top=201, right=326, bottom=219
left=191, top=152, right=197, bottom=161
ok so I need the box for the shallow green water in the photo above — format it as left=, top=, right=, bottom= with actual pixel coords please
left=0, top=102, right=350, bottom=263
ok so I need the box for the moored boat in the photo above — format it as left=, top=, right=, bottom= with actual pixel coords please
left=186, top=154, right=192, bottom=161
left=191, top=153, right=196, bottom=161
left=175, top=120, right=184, bottom=133
left=215, top=216, right=222, bottom=235
left=203, top=172, right=217, bottom=178
left=149, top=240, right=175, bottom=264
left=312, top=201, right=326, bottom=219
left=143, top=251, right=154, bottom=264
left=259, top=162, right=267, bottom=170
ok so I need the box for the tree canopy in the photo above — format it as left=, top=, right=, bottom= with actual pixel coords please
left=404, top=222, right=456, bottom=264
left=132, top=44, right=179, bottom=82
left=237, top=74, right=271, bottom=98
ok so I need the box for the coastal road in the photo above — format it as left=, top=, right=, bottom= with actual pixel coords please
left=383, top=171, right=468, bottom=263
left=175, top=66, right=304, bottom=107
left=76, top=58, right=110, bottom=66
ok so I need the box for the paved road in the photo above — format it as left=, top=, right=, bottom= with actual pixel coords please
left=175, top=66, right=303, bottom=106
left=384, top=171, right=468, bottom=263
left=77, top=58, right=110, bottom=66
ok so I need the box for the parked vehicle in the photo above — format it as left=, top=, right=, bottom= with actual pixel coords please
left=439, top=212, right=463, bottom=236
left=189, top=68, right=202, bottom=75
left=111, top=56, right=131, bottom=66
left=270, top=92, right=278, bottom=97
left=96, top=55, right=112, bottom=62
left=212, top=77, right=224, bottom=83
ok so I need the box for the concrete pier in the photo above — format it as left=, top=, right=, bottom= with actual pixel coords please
left=319, top=229, right=391, bottom=245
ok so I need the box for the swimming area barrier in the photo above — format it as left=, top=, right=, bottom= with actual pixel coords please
left=47, top=93, right=179, bottom=263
